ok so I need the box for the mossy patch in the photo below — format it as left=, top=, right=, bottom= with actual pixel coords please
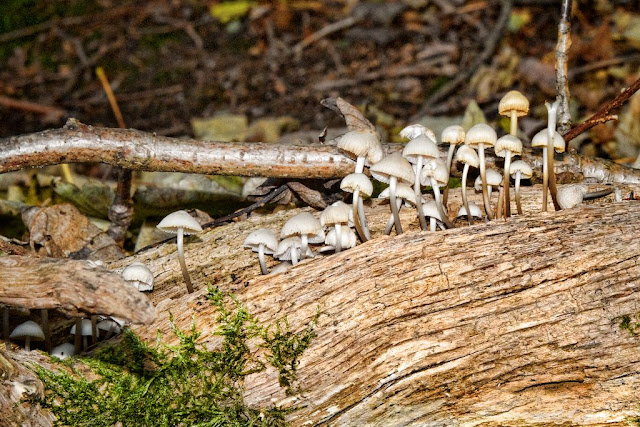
left=31, top=286, right=318, bottom=426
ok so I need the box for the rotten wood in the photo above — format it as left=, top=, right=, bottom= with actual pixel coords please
left=3, top=120, right=640, bottom=184
left=0, top=256, right=155, bottom=324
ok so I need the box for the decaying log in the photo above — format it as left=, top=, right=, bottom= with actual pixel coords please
left=0, top=256, right=155, bottom=324
left=3, top=119, right=640, bottom=184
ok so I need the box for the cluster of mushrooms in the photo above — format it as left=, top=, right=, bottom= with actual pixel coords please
left=243, top=91, right=614, bottom=274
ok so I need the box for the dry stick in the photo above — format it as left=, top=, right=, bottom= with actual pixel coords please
left=555, top=0, right=573, bottom=135
left=412, top=0, right=512, bottom=118
left=293, top=15, right=363, bottom=57
left=96, top=67, right=134, bottom=247
left=563, top=75, right=640, bottom=143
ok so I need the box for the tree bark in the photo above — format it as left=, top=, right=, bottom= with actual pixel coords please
left=0, top=256, right=155, bottom=324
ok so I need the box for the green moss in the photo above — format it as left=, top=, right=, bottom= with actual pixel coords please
left=32, top=287, right=319, bottom=426
left=620, top=314, right=640, bottom=336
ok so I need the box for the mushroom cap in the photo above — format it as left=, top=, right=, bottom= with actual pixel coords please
left=320, top=201, right=352, bottom=227
left=510, top=160, right=533, bottom=179
left=531, top=129, right=566, bottom=153
left=269, top=261, right=292, bottom=275
left=494, top=134, right=523, bottom=157
left=50, top=343, right=75, bottom=360
left=441, top=125, right=466, bottom=146
left=243, top=229, right=279, bottom=254
left=275, top=236, right=312, bottom=261
left=157, top=210, right=203, bottom=235
left=337, top=130, right=383, bottom=165
left=455, top=145, right=480, bottom=168
left=378, top=183, right=417, bottom=205
left=281, top=212, right=323, bottom=240
left=421, top=200, right=443, bottom=220
left=420, top=159, right=449, bottom=186
left=324, top=228, right=358, bottom=250
left=369, top=152, right=415, bottom=184
left=97, top=319, right=122, bottom=334
left=498, top=90, right=530, bottom=117
left=10, top=320, right=44, bottom=341
left=122, top=262, right=154, bottom=292
left=465, top=123, right=497, bottom=148
left=399, top=124, right=437, bottom=142
left=474, top=169, right=503, bottom=190
left=457, top=201, right=483, bottom=219
left=340, top=173, right=373, bottom=197
left=70, top=319, right=94, bottom=336
left=557, top=184, right=588, bottom=209
left=402, top=134, right=440, bottom=164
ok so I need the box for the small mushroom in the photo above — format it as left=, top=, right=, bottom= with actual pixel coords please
left=157, top=210, right=203, bottom=294
left=337, top=130, right=384, bottom=174
left=322, top=227, right=358, bottom=253
left=440, top=125, right=466, bottom=206
left=494, top=134, right=523, bottom=218
left=457, top=201, right=483, bottom=222
left=531, top=129, right=565, bottom=212
left=474, top=169, right=503, bottom=219
left=498, top=90, right=529, bottom=136
left=421, top=200, right=446, bottom=232
left=281, top=212, right=324, bottom=261
left=70, top=318, right=94, bottom=350
left=378, top=183, right=417, bottom=235
left=320, top=201, right=352, bottom=253
left=340, top=173, right=373, bottom=242
left=370, top=153, right=415, bottom=235
left=420, top=158, right=454, bottom=228
left=275, top=237, right=308, bottom=266
left=509, top=160, right=533, bottom=215
left=10, top=321, right=44, bottom=351
left=465, top=124, right=497, bottom=220
left=122, top=262, right=155, bottom=291
left=399, top=124, right=437, bottom=142
left=97, top=318, right=123, bottom=340
left=455, top=145, right=480, bottom=225
left=50, top=342, right=75, bottom=360
left=402, top=134, right=440, bottom=230
left=557, top=185, right=614, bottom=209
left=243, top=229, right=279, bottom=274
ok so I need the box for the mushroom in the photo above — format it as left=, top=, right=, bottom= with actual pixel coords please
left=243, top=229, right=279, bottom=274
left=97, top=318, right=123, bottom=340
left=280, top=212, right=324, bottom=261
left=440, top=125, right=466, bottom=206
left=156, top=210, right=203, bottom=294
left=10, top=321, right=44, bottom=351
left=322, top=227, right=358, bottom=253
left=340, top=173, right=373, bottom=242
left=370, top=153, right=415, bottom=235
left=399, top=124, right=437, bottom=142
left=498, top=90, right=529, bottom=136
left=401, top=134, right=440, bottom=230
left=378, top=183, right=418, bottom=235
left=545, top=100, right=562, bottom=210
left=531, top=129, right=565, bottom=212
left=70, top=318, right=94, bottom=350
left=122, top=262, right=155, bottom=291
left=457, top=201, right=483, bottom=222
left=421, top=200, right=446, bottom=232
left=557, top=184, right=614, bottom=209
left=275, top=237, right=307, bottom=266
left=337, top=130, right=384, bottom=174
left=320, top=201, right=352, bottom=253
left=474, top=168, right=503, bottom=219
left=50, top=343, right=75, bottom=360
left=420, top=159, right=454, bottom=228
left=509, top=160, right=533, bottom=215
left=465, top=124, right=497, bottom=220
left=455, top=145, right=480, bottom=225
left=494, top=134, right=523, bottom=218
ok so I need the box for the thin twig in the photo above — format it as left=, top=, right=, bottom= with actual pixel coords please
left=0, top=96, right=65, bottom=119
left=555, top=0, right=573, bottom=134
left=563, top=75, right=640, bottom=143
left=412, top=0, right=512, bottom=119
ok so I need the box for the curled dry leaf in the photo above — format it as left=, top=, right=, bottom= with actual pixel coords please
left=321, top=97, right=376, bottom=133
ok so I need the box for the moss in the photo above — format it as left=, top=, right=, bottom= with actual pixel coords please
left=619, top=314, right=640, bottom=336
left=32, top=286, right=318, bottom=426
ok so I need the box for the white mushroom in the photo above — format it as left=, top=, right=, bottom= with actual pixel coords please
left=379, top=183, right=417, bottom=235
left=532, top=129, right=565, bottom=212
left=457, top=201, right=483, bottom=221
left=50, top=342, right=75, bottom=360
left=156, top=210, right=203, bottom=294
left=370, top=153, right=414, bottom=235
left=337, top=130, right=383, bottom=174
left=122, top=262, right=154, bottom=291
left=440, top=125, right=466, bottom=206
left=320, top=201, right=352, bottom=253
left=420, top=158, right=454, bottom=228
left=70, top=318, right=94, bottom=350
left=10, top=321, right=44, bottom=351
left=455, top=145, right=480, bottom=225
left=465, top=124, right=497, bottom=220
left=510, top=160, right=533, bottom=215
left=498, top=90, right=529, bottom=136
left=243, top=229, right=279, bottom=274
left=280, top=212, right=323, bottom=261
left=494, top=134, right=523, bottom=218
left=340, top=173, right=373, bottom=242
left=402, top=134, right=440, bottom=230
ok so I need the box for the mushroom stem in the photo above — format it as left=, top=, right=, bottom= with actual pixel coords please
left=357, top=197, right=371, bottom=240
left=91, top=315, right=98, bottom=345
left=3, top=306, right=9, bottom=350
left=503, top=151, right=512, bottom=218
left=24, top=336, right=31, bottom=352
left=74, top=318, right=82, bottom=354
left=443, top=144, right=456, bottom=207
left=430, top=177, right=454, bottom=229
left=258, top=244, right=268, bottom=275
left=546, top=100, right=561, bottom=211
left=41, top=309, right=50, bottom=352
left=291, top=248, right=299, bottom=266
left=389, top=176, right=403, bottom=234
left=510, top=110, right=518, bottom=136
left=334, top=224, right=342, bottom=253
left=83, top=335, right=88, bottom=350
left=352, top=190, right=368, bottom=242
left=542, top=146, right=548, bottom=212
left=515, top=171, right=523, bottom=215
left=414, top=155, right=428, bottom=230
left=384, top=199, right=403, bottom=235
left=496, top=186, right=504, bottom=221
left=429, top=217, right=436, bottom=232
left=355, top=156, right=366, bottom=174
left=461, top=164, right=472, bottom=225
left=478, top=143, right=493, bottom=219
left=176, top=227, right=194, bottom=294
left=300, top=234, right=309, bottom=261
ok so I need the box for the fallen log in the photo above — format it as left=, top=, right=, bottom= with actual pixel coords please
left=0, top=256, right=155, bottom=324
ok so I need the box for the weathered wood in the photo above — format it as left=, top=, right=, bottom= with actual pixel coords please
left=0, top=256, right=155, bottom=324
left=3, top=119, right=640, bottom=183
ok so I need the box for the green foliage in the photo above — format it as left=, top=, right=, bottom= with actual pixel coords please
left=33, top=287, right=319, bottom=426
left=619, top=314, right=640, bottom=336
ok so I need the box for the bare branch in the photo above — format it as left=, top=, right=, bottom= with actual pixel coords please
left=555, top=0, right=573, bottom=134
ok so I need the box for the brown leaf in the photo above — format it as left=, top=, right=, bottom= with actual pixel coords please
left=287, top=181, right=328, bottom=209
left=321, top=97, right=376, bottom=133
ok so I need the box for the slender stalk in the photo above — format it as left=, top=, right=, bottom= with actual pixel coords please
left=176, top=228, right=194, bottom=294
left=461, top=164, right=472, bottom=225
left=510, top=110, right=518, bottom=136
left=429, top=217, right=437, bottom=232
left=74, top=318, right=82, bottom=354
left=352, top=190, right=368, bottom=242
left=300, top=234, right=309, bottom=261
left=503, top=151, right=512, bottom=218
left=478, top=143, right=493, bottom=219
left=496, top=186, right=504, bottom=221
left=389, top=177, right=403, bottom=234
left=258, top=244, right=268, bottom=275
left=290, top=248, right=299, bottom=265
left=384, top=199, right=403, bottom=235
left=515, top=171, right=523, bottom=215
left=25, top=336, right=31, bottom=351
left=430, top=177, right=453, bottom=229
left=355, top=156, right=366, bottom=174
left=414, top=155, right=428, bottom=230
left=547, top=101, right=561, bottom=210
left=335, top=224, right=343, bottom=253
left=443, top=144, right=456, bottom=207
left=41, top=309, right=50, bottom=352
left=91, top=315, right=98, bottom=345
left=542, top=146, right=548, bottom=212
left=357, top=197, right=371, bottom=240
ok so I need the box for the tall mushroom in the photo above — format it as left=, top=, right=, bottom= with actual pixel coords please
left=378, top=183, right=417, bottom=235
left=465, top=124, right=497, bottom=220
left=494, top=134, right=523, bottom=218
left=455, top=145, right=480, bottom=225
left=531, top=129, right=565, bottom=212
left=440, top=125, right=466, bottom=206
left=420, top=159, right=454, bottom=228
left=281, top=212, right=324, bottom=261
left=370, top=153, right=415, bottom=235
left=498, top=90, right=529, bottom=136
left=546, top=100, right=562, bottom=211
left=509, top=160, right=533, bottom=215
left=401, top=134, right=440, bottom=230
left=340, top=173, right=373, bottom=242
left=337, top=129, right=384, bottom=174
left=157, top=210, right=203, bottom=294
left=243, top=229, right=279, bottom=274
left=320, top=201, right=352, bottom=253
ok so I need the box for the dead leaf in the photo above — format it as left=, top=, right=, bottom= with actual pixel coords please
left=287, top=181, right=328, bottom=209
left=321, top=97, right=376, bottom=133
